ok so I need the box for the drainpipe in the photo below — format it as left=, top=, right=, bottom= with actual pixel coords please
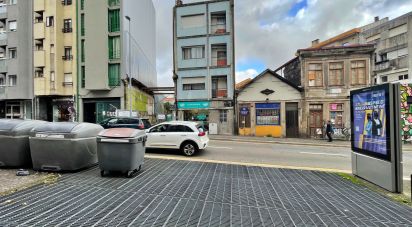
left=75, top=0, right=80, bottom=122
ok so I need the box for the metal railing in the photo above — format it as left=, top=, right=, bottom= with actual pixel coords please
left=62, top=27, right=72, bottom=33
left=211, top=57, right=227, bottom=67
left=62, top=55, right=73, bottom=61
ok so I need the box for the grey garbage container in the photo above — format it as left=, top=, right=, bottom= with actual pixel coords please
left=0, top=119, right=46, bottom=167
left=97, top=128, right=146, bottom=178
left=29, top=122, right=104, bottom=171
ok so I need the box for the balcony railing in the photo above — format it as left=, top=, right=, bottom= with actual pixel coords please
left=108, top=0, right=120, bottom=7
left=62, top=55, right=73, bottom=61
left=212, top=89, right=228, bottom=98
left=61, top=0, right=72, bottom=5
left=374, top=60, right=390, bottom=72
left=62, top=27, right=72, bottom=33
left=374, top=56, right=409, bottom=72
left=63, top=82, right=73, bottom=86
left=0, top=32, right=6, bottom=41
left=210, top=24, right=226, bottom=34
left=211, top=57, right=227, bottom=67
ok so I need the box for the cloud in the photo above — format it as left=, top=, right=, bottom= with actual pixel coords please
left=153, top=0, right=412, bottom=87
left=236, top=69, right=259, bottom=83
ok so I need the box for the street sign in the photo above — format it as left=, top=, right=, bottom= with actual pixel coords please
left=240, top=107, right=249, bottom=116
left=157, top=114, right=166, bottom=120
left=177, top=101, right=210, bottom=109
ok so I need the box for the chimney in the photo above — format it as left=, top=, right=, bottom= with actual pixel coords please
left=374, top=16, right=379, bottom=22
left=176, top=0, right=183, bottom=6
left=311, top=39, right=319, bottom=47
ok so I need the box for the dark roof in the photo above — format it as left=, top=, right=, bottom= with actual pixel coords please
left=175, top=0, right=231, bottom=8
left=237, top=69, right=303, bottom=93
left=298, top=43, right=375, bottom=52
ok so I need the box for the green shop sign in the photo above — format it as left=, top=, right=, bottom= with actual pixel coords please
left=178, top=101, right=210, bottom=109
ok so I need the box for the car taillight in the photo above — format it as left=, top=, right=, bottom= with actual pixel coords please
left=138, top=124, right=144, bottom=129
left=198, top=132, right=206, bottom=136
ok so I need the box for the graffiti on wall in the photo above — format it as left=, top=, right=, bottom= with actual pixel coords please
left=400, top=84, right=412, bottom=142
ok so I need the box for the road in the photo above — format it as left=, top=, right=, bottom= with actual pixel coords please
left=147, top=139, right=412, bottom=180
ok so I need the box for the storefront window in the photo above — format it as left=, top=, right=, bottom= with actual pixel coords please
left=330, top=103, right=344, bottom=128
left=256, top=103, right=280, bottom=125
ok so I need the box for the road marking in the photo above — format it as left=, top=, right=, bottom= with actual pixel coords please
left=207, top=146, right=233, bottom=150
left=145, top=154, right=352, bottom=174
left=299, top=152, right=349, bottom=157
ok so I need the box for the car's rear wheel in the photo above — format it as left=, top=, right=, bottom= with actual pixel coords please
left=181, top=142, right=198, bottom=156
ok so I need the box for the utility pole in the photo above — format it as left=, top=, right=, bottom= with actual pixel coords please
left=125, top=16, right=132, bottom=117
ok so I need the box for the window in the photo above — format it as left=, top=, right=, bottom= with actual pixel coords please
left=46, top=16, right=54, bottom=27
left=8, top=75, right=16, bottom=86
left=351, top=60, right=366, bottom=85
left=80, top=14, right=85, bottom=36
left=328, top=62, right=343, bottom=86
left=182, top=46, right=204, bottom=59
left=108, top=9, right=120, bottom=32
left=399, top=74, right=409, bottom=80
left=381, top=76, right=388, bottom=83
left=379, top=53, right=387, bottom=62
left=35, top=67, right=44, bottom=77
left=211, top=44, right=227, bottom=66
left=308, top=63, right=323, bottom=87
left=183, top=83, right=205, bottom=90
left=219, top=110, right=228, bottom=122
left=0, top=74, right=5, bottom=86
left=61, top=0, right=72, bottom=6
left=81, top=66, right=85, bottom=88
left=34, top=11, right=43, bottom=23
left=62, top=19, right=72, bottom=33
left=9, top=0, right=17, bottom=5
left=108, top=0, right=120, bottom=7
left=167, top=125, right=193, bottom=132
left=81, top=40, right=85, bottom=62
left=211, top=12, right=226, bottom=34
left=35, top=39, right=44, bottom=51
left=181, top=14, right=205, bottom=29
left=63, top=73, right=72, bottom=86
left=9, top=48, right=16, bottom=59
left=150, top=124, right=169, bottom=133
left=256, top=103, right=280, bottom=125
left=108, top=63, right=120, bottom=86
left=50, top=44, right=54, bottom=53
left=8, top=21, right=16, bottom=31
left=63, top=47, right=72, bottom=60
left=80, top=0, right=84, bottom=10
left=212, top=76, right=227, bottom=98
left=108, top=36, right=120, bottom=59
left=50, top=71, right=55, bottom=81
left=330, top=103, right=344, bottom=128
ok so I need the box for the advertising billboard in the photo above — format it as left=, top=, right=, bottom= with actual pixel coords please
left=351, top=84, right=391, bottom=161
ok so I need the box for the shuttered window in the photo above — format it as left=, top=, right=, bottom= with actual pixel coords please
left=329, top=62, right=343, bottom=86
left=351, top=60, right=366, bottom=85
left=308, top=63, right=323, bottom=87
left=108, top=36, right=121, bottom=59
left=108, top=64, right=120, bottom=86
left=108, top=9, right=120, bottom=32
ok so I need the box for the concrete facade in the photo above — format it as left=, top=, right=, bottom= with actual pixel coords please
left=174, top=0, right=235, bottom=135
left=237, top=70, right=303, bottom=138
left=33, top=0, right=77, bottom=122
left=78, top=0, right=156, bottom=123
left=0, top=0, right=33, bottom=119
left=361, top=13, right=412, bottom=85
left=296, top=45, right=375, bottom=138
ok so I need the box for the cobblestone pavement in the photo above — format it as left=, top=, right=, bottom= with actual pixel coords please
left=0, top=158, right=412, bottom=226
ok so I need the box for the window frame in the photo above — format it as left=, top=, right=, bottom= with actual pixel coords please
left=8, top=20, right=17, bottom=32
left=182, top=83, right=205, bottom=91
left=351, top=60, right=367, bottom=85
left=307, top=63, right=323, bottom=87
left=8, top=48, right=16, bottom=59
left=328, top=61, right=344, bottom=86
left=8, top=74, right=16, bottom=86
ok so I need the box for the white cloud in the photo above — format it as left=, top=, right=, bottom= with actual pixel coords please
left=236, top=69, right=259, bottom=83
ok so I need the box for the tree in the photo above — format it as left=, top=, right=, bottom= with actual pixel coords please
left=163, top=102, right=172, bottom=114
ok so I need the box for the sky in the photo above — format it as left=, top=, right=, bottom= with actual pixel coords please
left=152, top=0, right=412, bottom=86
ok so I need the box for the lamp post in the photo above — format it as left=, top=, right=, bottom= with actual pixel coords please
left=125, top=16, right=132, bottom=117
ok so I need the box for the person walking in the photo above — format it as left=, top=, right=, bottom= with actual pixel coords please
left=326, top=120, right=333, bottom=142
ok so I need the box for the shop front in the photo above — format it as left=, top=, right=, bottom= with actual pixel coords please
left=178, top=101, right=210, bottom=130
left=83, top=98, right=121, bottom=123
left=36, top=97, right=75, bottom=122
left=0, top=100, right=32, bottom=119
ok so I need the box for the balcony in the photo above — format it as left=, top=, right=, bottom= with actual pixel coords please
left=62, top=82, right=73, bottom=86
left=34, top=0, right=45, bottom=11
left=62, top=55, right=73, bottom=61
left=374, top=60, right=390, bottom=72
left=61, top=0, right=72, bottom=6
left=210, top=24, right=226, bottom=34
left=34, top=50, right=45, bottom=67
left=108, top=0, right=120, bottom=7
left=34, top=23, right=45, bottom=39
left=212, top=89, right=227, bottom=98
left=0, top=59, right=6, bottom=72
left=0, top=4, right=6, bottom=16
left=62, top=27, right=72, bottom=33
left=211, top=57, right=227, bottom=67
left=374, top=56, right=409, bottom=72
left=0, top=32, right=6, bottom=46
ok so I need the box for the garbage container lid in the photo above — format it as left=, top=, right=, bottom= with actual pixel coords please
left=32, top=122, right=80, bottom=134
left=0, top=119, right=46, bottom=136
left=99, top=128, right=144, bottom=138
left=0, top=119, right=25, bottom=131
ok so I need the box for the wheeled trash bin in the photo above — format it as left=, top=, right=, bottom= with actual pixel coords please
left=0, top=119, right=45, bottom=167
left=29, top=122, right=104, bottom=171
left=97, top=128, right=146, bottom=177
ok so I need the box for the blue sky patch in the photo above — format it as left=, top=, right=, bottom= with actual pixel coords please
left=287, top=0, right=308, bottom=17
left=236, top=58, right=266, bottom=73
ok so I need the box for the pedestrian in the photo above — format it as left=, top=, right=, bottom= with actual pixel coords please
left=326, top=120, right=333, bottom=142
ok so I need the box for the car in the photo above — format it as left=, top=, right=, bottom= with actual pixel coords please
left=145, top=121, right=209, bottom=156
left=100, top=117, right=152, bottom=130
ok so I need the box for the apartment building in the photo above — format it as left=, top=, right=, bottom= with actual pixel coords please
left=173, top=0, right=235, bottom=135
left=363, top=13, right=412, bottom=84
left=78, top=0, right=156, bottom=123
left=0, top=0, right=33, bottom=119
left=33, top=0, right=77, bottom=122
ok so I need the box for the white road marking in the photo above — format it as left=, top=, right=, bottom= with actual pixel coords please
left=299, top=152, right=349, bottom=157
left=207, top=146, right=233, bottom=150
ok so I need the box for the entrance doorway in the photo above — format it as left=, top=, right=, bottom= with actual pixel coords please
left=309, top=104, right=323, bottom=138
left=286, top=103, right=299, bottom=138
left=83, top=103, right=96, bottom=123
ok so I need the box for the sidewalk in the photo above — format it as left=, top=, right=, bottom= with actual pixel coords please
left=209, top=135, right=412, bottom=151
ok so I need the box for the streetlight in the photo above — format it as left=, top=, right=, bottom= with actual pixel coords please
left=125, top=15, right=132, bottom=117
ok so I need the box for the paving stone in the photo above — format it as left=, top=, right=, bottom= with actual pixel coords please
left=0, top=158, right=411, bottom=227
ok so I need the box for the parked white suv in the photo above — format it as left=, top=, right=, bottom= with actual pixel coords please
left=145, top=121, right=209, bottom=156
